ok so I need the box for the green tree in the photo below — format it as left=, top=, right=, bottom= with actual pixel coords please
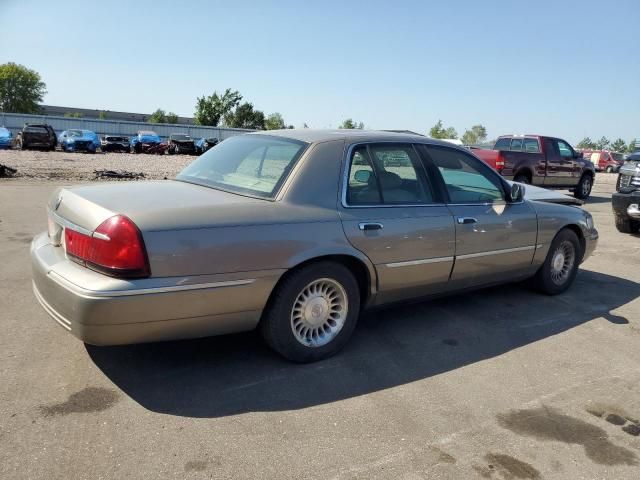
left=610, top=138, right=627, bottom=153
left=166, top=112, right=179, bottom=124
left=194, top=88, right=242, bottom=126
left=148, top=108, right=167, bottom=123
left=628, top=139, right=638, bottom=153
left=444, top=127, right=458, bottom=139
left=339, top=118, right=364, bottom=129
left=224, top=102, right=265, bottom=129
left=595, top=136, right=610, bottom=150
left=265, top=112, right=286, bottom=130
left=64, top=112, right=83, bottom=118
left=0, top=62, right=46, bottom=113
left=461, top=130, right=477, bottom=145
left=98, top=111, right=107, bottom=120
left=429, top=120, right=457, bottom=139
left=470, top=125, right=487, bottom=143
left=576, top=137, right=596, bottom=149
left=429, top=120, right=446, bottom=138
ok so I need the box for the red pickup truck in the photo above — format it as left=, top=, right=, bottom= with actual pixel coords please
left=472, top=135, right=596, bottom=199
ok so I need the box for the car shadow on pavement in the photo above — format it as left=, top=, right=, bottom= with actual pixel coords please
left=87, top=269, right=639, bottom=418
left=582, top=195, right=612, bottom=205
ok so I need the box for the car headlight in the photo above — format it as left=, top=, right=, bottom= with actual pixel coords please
left=585, top=213, right=594, bottom=230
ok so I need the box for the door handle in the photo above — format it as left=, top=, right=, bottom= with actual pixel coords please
left=359, top=222, right=383, bottom=231
left=457, top=217, right=478, bottom=225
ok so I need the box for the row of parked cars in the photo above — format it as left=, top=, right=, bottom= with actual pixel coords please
left=0, top=123, right=219, bottom=155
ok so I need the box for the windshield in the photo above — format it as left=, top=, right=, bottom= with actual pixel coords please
left=139, top=131, right=157, bottom=136
left=68, top=130, right=83, bottom=137
left=172, top=134, right=191, bottom=140
left=177, top=135, right=307, bottom=199
left=0, top=127, right=10, bottom=137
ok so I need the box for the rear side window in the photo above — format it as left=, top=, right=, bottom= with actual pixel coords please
left=495, top=138, right=511, bottom=150
left=346, top=144, right=434, bottom=205
left=510, top=138, right=523, bottom=151
left=523, top=138, right=540, bottom=153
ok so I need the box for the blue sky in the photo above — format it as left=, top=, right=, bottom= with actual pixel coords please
left=2, top=0, right=638, bottom=143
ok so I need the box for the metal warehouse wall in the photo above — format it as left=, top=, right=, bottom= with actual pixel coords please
left=0, top=112, right=254, bottom=140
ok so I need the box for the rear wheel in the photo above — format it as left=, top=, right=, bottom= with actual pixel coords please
left=261, top=262, right=360, bottom=363
left=530, top=229, right=581, bottom=295
left=615, top=215, right=640, bottom=234
left=514, top=173, right=530, bottom=184
left=574, top=174, right=593, bottom=199
left=606, top=166, right=613, bottom=173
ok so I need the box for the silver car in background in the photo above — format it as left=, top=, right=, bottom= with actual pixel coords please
left=31, top=130, right=598, bottom=362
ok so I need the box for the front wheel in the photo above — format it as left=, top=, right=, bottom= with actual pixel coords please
left=261, top=262, right=360, bottom=363
left=530, top=229, right=582, bottom=295
left=574, top=174, right=593, bottom=199
left=514, top=173, right=530, bottom=184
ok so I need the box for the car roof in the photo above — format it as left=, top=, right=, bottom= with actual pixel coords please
left=247, top=129, right=455, bottom=147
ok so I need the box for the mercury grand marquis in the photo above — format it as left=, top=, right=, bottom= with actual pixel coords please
left=31, top=130, right=598, bottom=362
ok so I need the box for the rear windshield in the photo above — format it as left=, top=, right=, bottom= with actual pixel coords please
left=25, top=126, right=47, bottom=133
left=177, top=135, right=307, bottom=199
left=68, top=130, right=83, bottom=137
left=139, top=131, right=157, bottom=136
left=171, top=134, right=191, bottom=140
left=0, top=127, right=10, bottom=137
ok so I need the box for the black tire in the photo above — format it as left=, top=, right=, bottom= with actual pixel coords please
left=530, top=229, right=582, bottom=295
left=615, top=215, right=640, bottom=234
left=514, top=173, right=530, bottom=184
left=261, top=261, right=360, bottom=363
left=574, top=174, right=593, bottom=199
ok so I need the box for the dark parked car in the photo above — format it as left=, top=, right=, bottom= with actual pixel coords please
left=195, top=137, right=219, bottom=154
left=472, top=135, right=596, bottom=199
left=612, top=152, right=640, bottom=233
left=101, top=135, right=131, bottom=153
left=14, top=124, right=57, bottom=151
left=168, top=134, right=196, bottom=155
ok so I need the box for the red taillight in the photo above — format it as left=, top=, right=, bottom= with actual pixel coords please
left=65, top=215, right=150, bottom=278
left=495, top=153, right=505, bottom=171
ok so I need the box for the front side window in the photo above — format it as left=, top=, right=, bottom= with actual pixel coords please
left=426, top=146, right=505, bottom=204
left=177, top=135, right=307, bottom=199
left=346, top=144, right=433, bottom=205
left=557, top=140, right=574, bottom=158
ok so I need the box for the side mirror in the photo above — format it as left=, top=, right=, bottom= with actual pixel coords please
left=353, top=169, right=371, bottom=184
left=508, top=182, right=525, bottom=203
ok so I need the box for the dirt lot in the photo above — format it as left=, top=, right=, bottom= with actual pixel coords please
left=0, top=166, right=639, bottom=479
left=0, top=149, right=193, bottom=181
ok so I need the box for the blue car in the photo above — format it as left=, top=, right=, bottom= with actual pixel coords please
left=131, top=130, right=162, bottom=153
left=59, top=129, right=100, bottom=152
left=0, top=127, right=12, bottom=149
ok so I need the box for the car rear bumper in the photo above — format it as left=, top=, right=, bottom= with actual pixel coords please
left=612, top=191, right=640, bottom=219
left=31, top=232, right=282, bottom=345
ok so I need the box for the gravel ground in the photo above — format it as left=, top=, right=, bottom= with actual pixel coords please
left=0, top=149, right=194, bottom=182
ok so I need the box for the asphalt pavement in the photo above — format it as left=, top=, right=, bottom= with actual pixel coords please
left=1, top=174, right=639, bottom=479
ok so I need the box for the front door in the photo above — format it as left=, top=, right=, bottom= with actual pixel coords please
left=421, top=144, right=538, bottom=289
left=339, top=143, right=455, bottom=304
left=544, top=138, right=575, bottom=186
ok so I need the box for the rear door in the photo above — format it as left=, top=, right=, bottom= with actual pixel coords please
left=421, top=144, right=538, bottom=289
left=339, top=143, right=455, bottom=305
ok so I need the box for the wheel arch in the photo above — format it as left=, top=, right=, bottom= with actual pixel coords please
left=559, top=223, right=586, bottom=263
left=514, top=167, right=533, bottom=182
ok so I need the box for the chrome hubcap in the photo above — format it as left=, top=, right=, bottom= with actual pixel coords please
left=550, top=241, right=575, bottom=285
left=291, top=278, right=348, bottom=347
